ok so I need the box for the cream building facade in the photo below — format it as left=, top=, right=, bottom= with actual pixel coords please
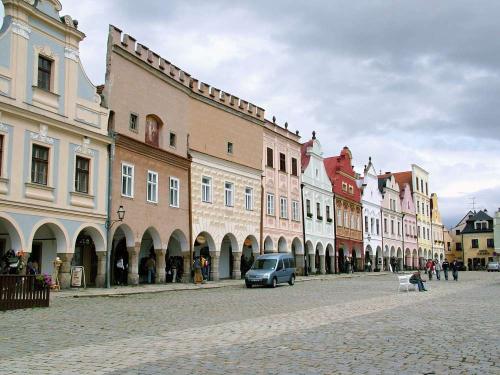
left=301, top=132, right=334, bottom=275
left=0, top=0, right=109, bottom=287
left=430, top=193, right=445, bottom=261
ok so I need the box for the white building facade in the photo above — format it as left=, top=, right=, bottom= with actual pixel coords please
left=360, top=158, right=382, bottom=271
left=301, top=133, right=334, bottom=275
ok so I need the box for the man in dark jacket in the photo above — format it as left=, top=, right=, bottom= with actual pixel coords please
left=451, top=260, right=459, bottom=281
left=442, top=260, right=450, bottom=280
left=409, top=271, right=427, bottom=291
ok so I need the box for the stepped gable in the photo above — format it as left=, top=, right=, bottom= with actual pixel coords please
left=108, top=25, right=265, bottom=121
left=324, top=146, right=361, bottom=201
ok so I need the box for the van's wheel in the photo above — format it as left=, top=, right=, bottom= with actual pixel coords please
left=288, top=275, right=295, bottom=286
left=271, top=277, right=277, bottom=288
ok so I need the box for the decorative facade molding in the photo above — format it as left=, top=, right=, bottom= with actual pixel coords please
left=64, top=47, right=79, bottom=62
left=12, top=20, right=32, bottom=40
left=74, top=137, right=95, bottom=156
left=0, top=123, right=9, bottom=133
left=30, top=124, right=55, bottom=145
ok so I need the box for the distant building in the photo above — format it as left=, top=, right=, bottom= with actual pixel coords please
left=461, top=210, right=495, bottom=270
left=360, top=157, right=382, bottom=271
left=495, top=209, right=500, bottom=262
left=447, top=210, right=473, bottom=266
left=301, top=132, right=334, bottom=275
left=325, top=147, right=363, bottom=273
left=399, top=182, right=418, bottom=269
left=430, top=193, right=445, bottom=261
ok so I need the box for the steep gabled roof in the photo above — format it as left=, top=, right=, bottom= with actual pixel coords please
left=461, top=210, right=494, bottom=234
left=300, top=139, right=314, bottom=172
left=392, top=171, right=412, bottom=193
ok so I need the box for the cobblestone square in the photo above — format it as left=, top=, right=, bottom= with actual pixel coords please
left=1, top=272, right=499, bottom=374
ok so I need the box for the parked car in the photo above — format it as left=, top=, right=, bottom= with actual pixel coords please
left=244, top=253, right=296, bottom=288
left=487, top=261, right=499, bottom=272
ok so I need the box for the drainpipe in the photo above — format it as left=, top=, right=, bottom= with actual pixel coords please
left=260, top=174, right=264, bottom=255
left=300, top=182, right=307, bottom=275
left=105, top=128, right=115, bottom=289
left=187, top=134, right=193, bottom=276
left=333, top=194, right=338, bottom=274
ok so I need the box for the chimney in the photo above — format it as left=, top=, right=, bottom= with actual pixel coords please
left=312, top=130, right=316, bottom=139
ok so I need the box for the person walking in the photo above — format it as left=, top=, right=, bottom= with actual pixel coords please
left=442, top=259, right=450, bottom=280
left=146, top=256, right=156, bottom=284
left=426, top=259, right=434, bottom=280
left=434, top=259, right=442, bottom=280
left=451, top=260, right=459, bottom=281
left=116, top=256, right=125, bottom=285
left=193, top=256, right=203, bottom=284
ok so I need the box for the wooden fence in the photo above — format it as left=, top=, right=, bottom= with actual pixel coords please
left=0, top=275, right=50, bottom=311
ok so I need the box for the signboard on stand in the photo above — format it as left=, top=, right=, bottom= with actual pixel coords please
left=71, top=266, right=86, bottom=288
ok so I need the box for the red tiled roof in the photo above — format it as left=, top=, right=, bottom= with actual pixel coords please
left=300, top=139, right=314, bottom=172
left=392, top=171, right=412, bottom=192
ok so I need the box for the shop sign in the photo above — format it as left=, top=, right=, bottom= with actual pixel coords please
left=71, top=266, right=86, bottom=288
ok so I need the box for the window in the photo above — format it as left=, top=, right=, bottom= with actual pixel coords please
left=397, top=222, right=400, bottom=236
left=456, top=243, right=462, bottom=251
left=384, top=218, right=388, bottom=233
left=279, top=153, right=286, bottom=172
left=201, top=176, right=212, bottom=203
left=147, top=171, right=158, bottom=203
left=351, top=214, right=356, bottom=229
left=0, top=134, right=4, bottom=176
left=471, top=239, right=479, bottom=248
left=364, top=216, right=368, bottom=232
left=487, top=239, right=494, bottom=248
left=169, top=132, right=176, bottom=148
left=425, top=182, right=428, bottom=195
left=224, top=182, right=234, bottom=207
left=342, top=182, right=347, bottom=192
left=266, top=147, right=274, bottom=168
left=121, top=163, right=134, bottom=197
left=75, top=156, right=90, bottom=194
left=348, top=185, right=354, bottom=194
left=316, top=202, right=322, bottom=220
left=306, top=199, right=312, bottom=217
left=326, top=206, right=331, bottom=222
left=370, top=218, right=374, bottom=233
left=416, top=177, right=419, bottom=191
left=292, top=200, right=300, bottom=221
left=391, top=220, right=394, bottom=235
left=405, top=224, right=408, bottom=236
left=227, top=142, right=233, bottom=154
left=37, top=56, right=52, bottom=91
left=169, top=177, right=179, bottom=207
left=267, top=193, right=275, bottom=216
left=344, top=212, right=349, bottom=228
left=376, top=219, right=380, bottom=235
left=31, top=144, right=49, bottom=185
left=280, top=197, right=288, bottom=219
left=129, top=113, right=138, bottom=131
left=337, top=209, right=342, bottom=226
left=245, top=187, right=253, bottom=211
left=417, top=201, right=420, bottom=214
left=291, top=158, right=298, bottom=176
left=455, top=229, right=460, bottom=235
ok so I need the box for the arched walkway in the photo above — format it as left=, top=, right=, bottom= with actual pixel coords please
left=396, top=247, right=403, bottom=271
left=73, top=227, right=105, bottom=287
left=291, top=237, right=303, bottom=274
left=305, top=240, right=314, bottom=274
left=165, top=229, right=189, bottom=283
left=138, top=228, right=161, bottom=284
left=315, top=242, right=325, bottom=274
left=194, top=231, right=216, bottom=280
left=326, top=243, right=334, bottom=274
left=111, top=224, right=134, bottom=285
left=404, top=248, right=411, bottom=271
left=219, top=233, right=238, bottom=279
left=278, top=237, right=287, bottom=253
left=0, top=215, right=24, bottom=256
left=264, top=236, right=274, bottom=254
left=241, top=235, right=258, bottom=278
left=365, top=245, right=373, bottom=272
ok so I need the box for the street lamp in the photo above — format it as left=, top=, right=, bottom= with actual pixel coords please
left=105, top=205, right=126, bottom=229
left=105, top=205, right=126, bottom=288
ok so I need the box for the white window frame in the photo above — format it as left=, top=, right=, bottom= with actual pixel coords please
left=225, top=181, right=234, bottom=207
left=201, top=176, right=212, bottom=203
left=245, top=187, right=253, bottom=211
left=169, top=177, right=179, bottom=208
left=280, top=196, right=288, bottom=219
left=267, top=193, right=275, bottom=216
left=146, top=170, right=158, bottom=203
left=292, top=200, right=300, bottom=221
left=121, top=162, right=134, bottom=198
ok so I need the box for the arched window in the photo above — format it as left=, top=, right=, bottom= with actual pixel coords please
left=145, top=115, right=162, bottom=147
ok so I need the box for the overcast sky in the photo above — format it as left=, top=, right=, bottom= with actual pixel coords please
left=3, top=1, right=499, bottom=227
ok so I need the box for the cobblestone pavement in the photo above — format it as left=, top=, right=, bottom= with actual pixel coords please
left=0, top=272, right=498, bottom=374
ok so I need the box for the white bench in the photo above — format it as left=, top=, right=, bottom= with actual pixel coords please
left=398, top=275, right=417, bottom=293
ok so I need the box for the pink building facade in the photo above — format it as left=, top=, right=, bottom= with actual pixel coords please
left=400, top=183, right=418, bottom=269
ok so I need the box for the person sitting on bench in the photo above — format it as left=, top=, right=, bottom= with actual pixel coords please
left=409, top=271, right=427, bottom=292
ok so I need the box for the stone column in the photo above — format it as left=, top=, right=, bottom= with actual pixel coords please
left=319, top=254, right=326, bottom=274
left=370, top=255, right=375, bottom=271
left=182, top=252, right=191, bottom=283
left=155, top=249, right=167, bottom=284
left=58, top=253, right=73, bottom=289
left=309, top=254, right=316, bottom=274
left=295, top=254, right=305, bottom=275
left=210, top=252, right=219, bottom=281
left=127, top=246, right=139, bottom=285
left=95, top=251, right=106, bottom=288
left=329, top=255, right=335, bottom=274
left=232, top=252, right=242, bottom=279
